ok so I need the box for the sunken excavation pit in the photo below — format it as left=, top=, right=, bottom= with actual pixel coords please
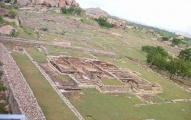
left=45, top=56, right=163, bottom=99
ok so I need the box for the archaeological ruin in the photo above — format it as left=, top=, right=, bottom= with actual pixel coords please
left=47, top=56, right=163, bottom=95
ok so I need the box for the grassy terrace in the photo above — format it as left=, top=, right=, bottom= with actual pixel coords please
left=26, top=47, right=47, bottom=63
left=70, top=88, right=191, bottom=120
left=101, top=78, right=124, bottom=86
left=12, top=52, right=77, bottom=120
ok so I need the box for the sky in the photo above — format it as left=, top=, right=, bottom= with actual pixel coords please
left=76, top=0, right=191, bottom=34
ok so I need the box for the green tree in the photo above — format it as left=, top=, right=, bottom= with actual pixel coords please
left=67, top=6, right=75, bottom=13
left=166, top=58, right=179, bottom=78
left=172, top=38, right=182, bottom=45
left=61, top=7, right=67, bottom=14
left=161, top=36, right=168, bottom=41
left=96, top=17, right=113, bottom=28
left=179, top=48, right=191, bottom=61
left=142, top=45, right=155, bottom=53
left=74, top=8, right=83, bottom=15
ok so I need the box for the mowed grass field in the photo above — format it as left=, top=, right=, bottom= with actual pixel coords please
left=70, top=88, right=191, bottom=120
left=12, top=52, right=77, bottom=120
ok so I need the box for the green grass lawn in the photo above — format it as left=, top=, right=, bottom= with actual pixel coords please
left=101, top=78, right=124, bottom=86
left=70, top=88, right=191, bottom=120
left=12, top=52, right=77, bottom=120
left=46, top=46, right=93, bottom=59
left=26, top=47, right=47, bottom=63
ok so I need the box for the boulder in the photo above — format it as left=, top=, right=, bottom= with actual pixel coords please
left=58, top=0, right=66, bottom=7
left=86, top=7, right=108, bottom=17
left=148, top=29, right=154, bottom=34
left=65, top=0, right=73, bottom=6
left=0, top=8, right=8, bottom=16
left=177, top=35, right=184, bottom=40
left=0, top=25, right=17, bottom=35
left=32, top=0, right=45, bottom=4
left=17, top=0, right=30, bottom=6
left=112, top=33, right=123, bottom=38
left=44, top=0, right=59, bottom=7
left=3, top=17, right=19, bottom=26
left=0, top=100, right=6, bottom=104
left=4, top=105, right=9, bottom=112
left=126, top=25, right=135, bottom=29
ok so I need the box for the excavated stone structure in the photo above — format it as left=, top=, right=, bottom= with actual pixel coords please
left=47, top=56, right=163, bottom=95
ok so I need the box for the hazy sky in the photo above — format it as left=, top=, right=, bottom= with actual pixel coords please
left=76, top=0, right=191, bottom=34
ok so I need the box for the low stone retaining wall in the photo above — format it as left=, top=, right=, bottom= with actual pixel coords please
left=0, top=36, right=116, bottom=58
left=24, top=49, right=84, bottom=120
left=0, top=43, right=45, bottom=119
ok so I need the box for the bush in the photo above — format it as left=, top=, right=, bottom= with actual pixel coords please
left=60, top=30, right=66, bottom=35
left=24, top=28, right=31, bottom=35
left=0, top=61, right=3, bottom=66
left=0, top=86, right=7, bottom=91
left=61, top=7, right=83, bottom=15
left=162, top=36, right=168, bottom=41
left=0, top=16, right=4, bottom=24
left=8, top=10, right=16, bottom=19
left=61, top=7, right=67, bottom=14
left=67, top=6, right=75, bottom=13
left=0, top=71, right=3, bottom=77
left=10, top=32, right=18, bottom=37
left=74, top=8, right=82, bottom=15
left=96, top=17, right=113, bottom=28
left=172, top=38, right=182, bottom=45
left=40, top=27, right=48, bottom=31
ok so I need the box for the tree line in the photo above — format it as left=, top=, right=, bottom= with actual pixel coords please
left=142, top=45, right=191, bottom=79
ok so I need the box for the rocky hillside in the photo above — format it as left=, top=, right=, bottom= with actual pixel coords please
left=17, top=0, right=79, bottom=7
left=85, top=7, right=108, bottom=17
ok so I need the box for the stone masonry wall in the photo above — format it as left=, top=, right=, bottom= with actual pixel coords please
left=0, top=43, right=45, bottom=119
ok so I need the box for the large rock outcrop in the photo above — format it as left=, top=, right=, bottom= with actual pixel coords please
left=0, top=7, right=8, bottom=16
left=16, top=0, right=79, bottom=7
left=85, top=7, right=108, bottom=18
left=0, top=25, right=17, bottom=35
left=85, top=7, right=126, bottom=29
left=107, top=18, right=126, bottom=29
left=17, top=0, right=30, bottom=6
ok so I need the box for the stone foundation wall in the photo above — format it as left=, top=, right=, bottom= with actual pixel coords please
left=0, top=36, right=116, bottom=58
left=0, top=43, right=45, bottom=119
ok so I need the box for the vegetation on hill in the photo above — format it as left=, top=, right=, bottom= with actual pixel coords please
left=96, top=17, right=113, bottom=28
left=110, top=15, right=191, bottom=41
left=61, top=7, right=83, bottom=15
left=142, top=45, right=191, bottom=79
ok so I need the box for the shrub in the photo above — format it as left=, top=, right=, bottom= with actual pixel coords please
left=0, top=61, right=3, bottom=66
left=40, top=27, right=48, bottom=31
left=172, top=38, right=182, bottom=45
left=61, top=7, right=67, bottom=14
left=8, top=10, right=16, bottom=19
left=0, top=85, right=7, bottom=91
left=0, top=16, right=4, bottom=24
left=96, top=17, right=113, bottom=28
left=162, top=36, right=168, bottom=41
left=67, top=6, right=75, bottom=13
left=10, top=32, right=18, bottom=37
left=74, top=8, right=82, bottom=15
left=0, top=71, right=3, bottom=77
left=24, top=28, right=31, bottom=35
left=60, top=30, right=66, bottom=35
